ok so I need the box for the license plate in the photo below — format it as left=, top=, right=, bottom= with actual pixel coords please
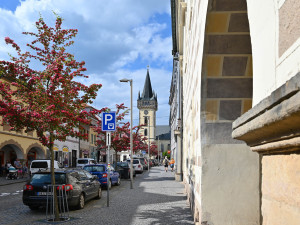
left=37, top=192, right=52, bottom=196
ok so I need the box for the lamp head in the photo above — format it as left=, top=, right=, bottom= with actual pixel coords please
left=120, top=78, right=131, bottom=83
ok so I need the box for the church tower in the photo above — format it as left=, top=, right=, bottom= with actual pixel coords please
left=137, top=67, right=158, bottom=145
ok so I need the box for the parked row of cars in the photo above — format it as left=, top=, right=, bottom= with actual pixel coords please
left=127, top=157, right=159, bottom=173
left=23, top=159, right=141, bottom=211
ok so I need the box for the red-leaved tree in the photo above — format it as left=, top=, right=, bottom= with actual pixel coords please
left=132, top=125, right=147, bottom=154
left=93, top=105, right=149, bottom=164
left=150, top=142, right=158, bottom=156
left=93, top=103, right=130, bottom=167
left=0, top=15, right=101, bottom=220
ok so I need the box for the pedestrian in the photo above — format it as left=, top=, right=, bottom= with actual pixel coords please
left=14, top=159, right=22, bottom=178
left=163, top=156, right=169, bottom=172
left=22, top=163, right=28, bottom=178
left=170, top=158, right=175, bottom=172
left=5, top=160, right=11, bottom=176
left=63, top=157, right=69, bottom=168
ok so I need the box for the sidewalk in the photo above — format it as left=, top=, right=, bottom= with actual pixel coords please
left=65, top=166, right=195, bottom=225
left=129, top=166, right=194, bottom=225
left=0, top=175, right=28, bottom=186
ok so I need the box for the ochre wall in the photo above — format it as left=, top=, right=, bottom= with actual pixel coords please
left=262, top=154, right=300, bottom=225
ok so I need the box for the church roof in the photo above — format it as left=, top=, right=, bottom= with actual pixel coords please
left=139, top=68, right=157, bottom=101
left=155, top=131, right=171, bottom=140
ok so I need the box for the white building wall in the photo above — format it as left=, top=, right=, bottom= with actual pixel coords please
left=54, top=136, right=79, bottom=166
left=247, top=0, right=300, bottom=105
left=181, top=0, right=206, bottom=220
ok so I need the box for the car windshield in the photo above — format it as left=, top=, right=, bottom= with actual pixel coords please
left=31, top=162, right=48, bottom=168
left=31, top=173, right=66, bottom=185
left=117, top=162, right=128, bottom=167
left=84, top=166, right=105, bottom=172
left=132, top=159, right=139, bottom=164
left=77, top=160, right=88, bottom=164
left=137, top=159, right=145, bottom=165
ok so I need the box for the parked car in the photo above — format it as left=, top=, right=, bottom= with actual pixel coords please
left=134, top=157, right=148, bottom=170
left=149, top=160, right=153, bottom=167
left=116, top=161, right=136, bottom=179
left=29, top=160, right=61, bottom=175
left=76, top=158, right=96, bottom=168
left=151, top=159, right=158, bottom=166
left=23, top=168, right=102, bottom=210
left=83, top=164, right=120, bottom=189
left=128, top=159, right=144, bottom=174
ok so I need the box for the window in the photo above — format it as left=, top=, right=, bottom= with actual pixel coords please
left=84, top=165, right=105, bottom=172
left=144, top=128, right=147, bottom=136
left=83, top=170, right=93, bottom=179
left=144, top=117, right=148, bottom=125
left=31, top=173, right=66, bottom=184
left=77, top=170, right=88, bottom=180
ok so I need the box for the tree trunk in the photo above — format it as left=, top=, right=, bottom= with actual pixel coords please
left=50, top=133, right=60, bottom=221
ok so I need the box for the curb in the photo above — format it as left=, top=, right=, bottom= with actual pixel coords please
left=0, top=178, right=28, bottom=187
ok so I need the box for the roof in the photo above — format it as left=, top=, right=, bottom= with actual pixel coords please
left=156, top=131, right=171, bottom=140
left=155, top=125, right=170, bottom=136
left=138, top=68, right=157, bottom=101
left=171, top=0, right=177, bottom=55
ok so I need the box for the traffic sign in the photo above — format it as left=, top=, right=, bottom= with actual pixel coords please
left=102, top=112, right=116, bottom=131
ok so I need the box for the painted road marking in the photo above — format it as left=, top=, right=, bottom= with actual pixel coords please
left=0, top=190, right=23, bottom=197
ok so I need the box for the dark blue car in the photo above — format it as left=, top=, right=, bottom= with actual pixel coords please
left=83, top=164, right=120, bottom=189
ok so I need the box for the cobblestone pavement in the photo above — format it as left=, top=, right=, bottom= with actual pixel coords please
left=0, top=166, right=194, bottom=225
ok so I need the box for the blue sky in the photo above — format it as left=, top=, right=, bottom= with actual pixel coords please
left=0, top=0, right=172, bottom=126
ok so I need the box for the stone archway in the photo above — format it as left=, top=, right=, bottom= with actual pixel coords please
left=197, top=0, right=259, bottom=224
left=0, top=139, right=25, bottom=165
left=25, top=143, right=46, bottom=167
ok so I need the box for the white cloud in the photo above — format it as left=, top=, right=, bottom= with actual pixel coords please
left=0, top=0, right=172, bottom=125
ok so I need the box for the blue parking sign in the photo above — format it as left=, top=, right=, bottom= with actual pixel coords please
left=102, top=112, right=116, bottom=131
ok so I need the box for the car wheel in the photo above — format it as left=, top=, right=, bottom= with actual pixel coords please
left=29, top=205, right=39, bottom=210
left=77, top=193, right=85, bottom=209
left=116, top=177, right=121, bottom=186
left=96, top=187, right=102, bottom=199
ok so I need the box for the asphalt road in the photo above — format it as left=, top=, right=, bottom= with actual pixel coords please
left=0, top=167, right=194, bottom=225
left=0, top=175, right=132, bottom=225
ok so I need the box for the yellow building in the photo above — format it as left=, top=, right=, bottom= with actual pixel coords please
left=0, top=77, right=46, bottom=167
left=0, top=120, right=46, bottom=167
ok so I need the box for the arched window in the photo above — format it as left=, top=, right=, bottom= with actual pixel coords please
left=144, top=128, right=147, bottom=136
left=144, top=117, right=148, bottom=125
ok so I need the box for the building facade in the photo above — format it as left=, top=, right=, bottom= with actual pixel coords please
left=170, top=0, right=260, bottom=224
left=232, top=0, right=300, bottom=224
left=0, top=124, right=46, bottom=168
left=171, top=0, right=300, bottom=224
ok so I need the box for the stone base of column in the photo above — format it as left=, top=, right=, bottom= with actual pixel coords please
left=175, top=172, right=183, bottom=182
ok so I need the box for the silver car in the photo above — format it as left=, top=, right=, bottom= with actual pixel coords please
left=127, top=159, right=143, bottom=174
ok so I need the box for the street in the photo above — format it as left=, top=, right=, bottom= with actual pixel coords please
left=0, top=166, right=194, bottom=225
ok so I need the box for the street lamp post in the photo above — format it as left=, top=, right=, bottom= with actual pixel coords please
left=120, top=78, right=133, bottom=189
left=144, top=116, right=150, bottom=172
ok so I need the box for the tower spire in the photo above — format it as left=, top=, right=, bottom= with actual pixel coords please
left=141, top=67, right=154, bottom=99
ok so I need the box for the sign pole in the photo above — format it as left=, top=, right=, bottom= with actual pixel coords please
left=106, top=131, right=111, bottom=207
left=101, top=112, right=115, bottom=207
